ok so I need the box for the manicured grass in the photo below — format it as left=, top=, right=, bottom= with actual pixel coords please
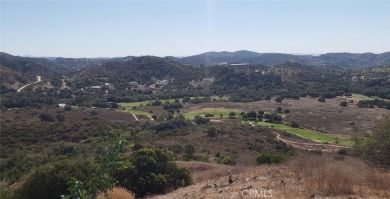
left=117, top=109, right=152, bottom=117
left=70, top=106, right=80, bottom=109
left=119, top=101, right=156, bottom=108
left=352, top=93, right=390, bottom=102
left=352, top=93, right=376, bottom=100
left=183, top=108, right=240, bottom=119
left=119, top=96, right=226, bottom=108
left=245, top=121, right=353, bottom=146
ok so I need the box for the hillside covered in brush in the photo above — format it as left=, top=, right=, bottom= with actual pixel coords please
left=173, top=51, right=390, bottom=68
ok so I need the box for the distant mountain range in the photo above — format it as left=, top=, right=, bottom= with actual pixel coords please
left=0, top=52, right=133, bottom=74
left=168, top=50, right=390, bottom=68
left=1, top=51, right=390, bottom=78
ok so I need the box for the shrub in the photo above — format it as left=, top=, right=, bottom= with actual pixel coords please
left=204, top=113, right=214, bottom=118
left=318, top=96, right=326, bottom=102
left=290, top=121, right=300, bottom=128
left=338, top=148, right=348, bottom=156
left=114, top=148, right=191, bottom=197
left=205, top=125, right=218, bottom=137
left=274, top=96, right=283, bottom=102
left=355, top=117, right=390, bottom=170
left=184, top=144, right=195, bottom=156
left=39, top=113, right=55, bottom=122
left=56, top=114, right=66, bottom=122
left=131, top=142, right=144, bottom=151
left=256, top=151, right=286, bottom=164
left=64, top=105, right=72, bottom=111
left=340, top=101, right=348, bottom=107
left=194, top=116, right=209, bottom=125
left=16, top=162, right=93, bottom=199
left=168, top=144, right=183, bottom=154
left=218, top=155, right=236, bottom=165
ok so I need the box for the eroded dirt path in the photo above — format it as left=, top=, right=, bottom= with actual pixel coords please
left=274, top=132, right=351, bottom=152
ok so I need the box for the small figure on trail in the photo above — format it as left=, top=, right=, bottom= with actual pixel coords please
left=228, top=170, right=233, bottom=184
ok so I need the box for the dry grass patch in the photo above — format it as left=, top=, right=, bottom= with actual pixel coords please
left=288, top=154, right=390, bottom=197
left=96, top=187, right=135, bottom=199
left=176, top=161, right=248, bottom=183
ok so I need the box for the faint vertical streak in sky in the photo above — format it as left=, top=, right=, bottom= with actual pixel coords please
left=206, top=0, right=214, bottom=51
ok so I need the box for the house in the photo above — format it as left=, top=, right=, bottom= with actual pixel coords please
left=58, top=104, right=67, bottom=108
left=90, top=86, right=102, bottom=89
left=129, top=81, right=139, bottom=86
left=203, top=78, right=214, bottom=83
left=157, top=80, right=168, bottom=85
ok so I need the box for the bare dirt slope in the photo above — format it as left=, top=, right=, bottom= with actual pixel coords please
left=150, top=155, right=390, bottom=199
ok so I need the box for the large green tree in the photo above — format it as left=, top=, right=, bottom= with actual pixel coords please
left=355, top=117, right=390, bottom=170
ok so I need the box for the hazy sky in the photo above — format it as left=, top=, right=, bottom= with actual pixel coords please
left=1, top=1, right=390, bottom=58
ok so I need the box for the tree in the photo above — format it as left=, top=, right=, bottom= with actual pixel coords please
left=56, top=114, right=66, bottom=122
left=276, top=107, right=282, bottom=113
left=340, top=101, right=348, bottom=107
left=205, top=125, right=218, bottom=137
left=247, top=111, right=257, bottom=120
left=290, top=121, right=299, bottom=128
left=39, top=113, right=55, bottom=122
left=167, top=113, right=174, bottom=120
left=17, top=162, right=93, bottom=199
left=194, top=115, right=209, bottom=125
left=318, top=96, right=326, bottom=102
left=116, top=148, right=191, bottom=196
left=355, top=117, right=390, bottom=170
left=64, top=105, right=72, bottom=111
left=228, top=111, right=236, bottom=118
left=274, top=96, right=283, bottom=102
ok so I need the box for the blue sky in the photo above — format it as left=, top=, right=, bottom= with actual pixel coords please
left=1, top=1, right=390, bottom=58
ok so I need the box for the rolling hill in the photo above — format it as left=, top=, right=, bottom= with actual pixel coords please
left=171, top=51, right=390, bottom=68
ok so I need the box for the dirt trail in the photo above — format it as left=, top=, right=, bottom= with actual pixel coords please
left=131, top=114, right=139, bottom=121
left=17, top=76, right=41, bottom=92
left=274, top=132, right=351, bottom=152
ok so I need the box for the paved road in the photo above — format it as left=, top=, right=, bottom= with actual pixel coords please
left=17, top=76, right=42, bottom=92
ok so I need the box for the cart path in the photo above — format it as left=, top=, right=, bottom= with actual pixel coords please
left=274, top=132, right=352, bottom=152
left=17, top=76, right=42, bottom=92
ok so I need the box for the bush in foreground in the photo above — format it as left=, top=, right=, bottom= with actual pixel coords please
left=256, top=151, right=287, bottom=164
left=113, top=148, right=191, bottom=197
left=16, top=162, right=93, bottom=199
left=355, top=117, right=390, bottom=170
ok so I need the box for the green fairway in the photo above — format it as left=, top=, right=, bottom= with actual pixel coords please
left=352, top=93, right=390, bottom=102
left=117, top=109, right=152, bottom=117
left=249, top=121, right=353, bottom=146
left=352, top=93, right=376, bottom=100
left=119, top=96, right=226, bottom=108
left=183, top=108, right=240, bottom=119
